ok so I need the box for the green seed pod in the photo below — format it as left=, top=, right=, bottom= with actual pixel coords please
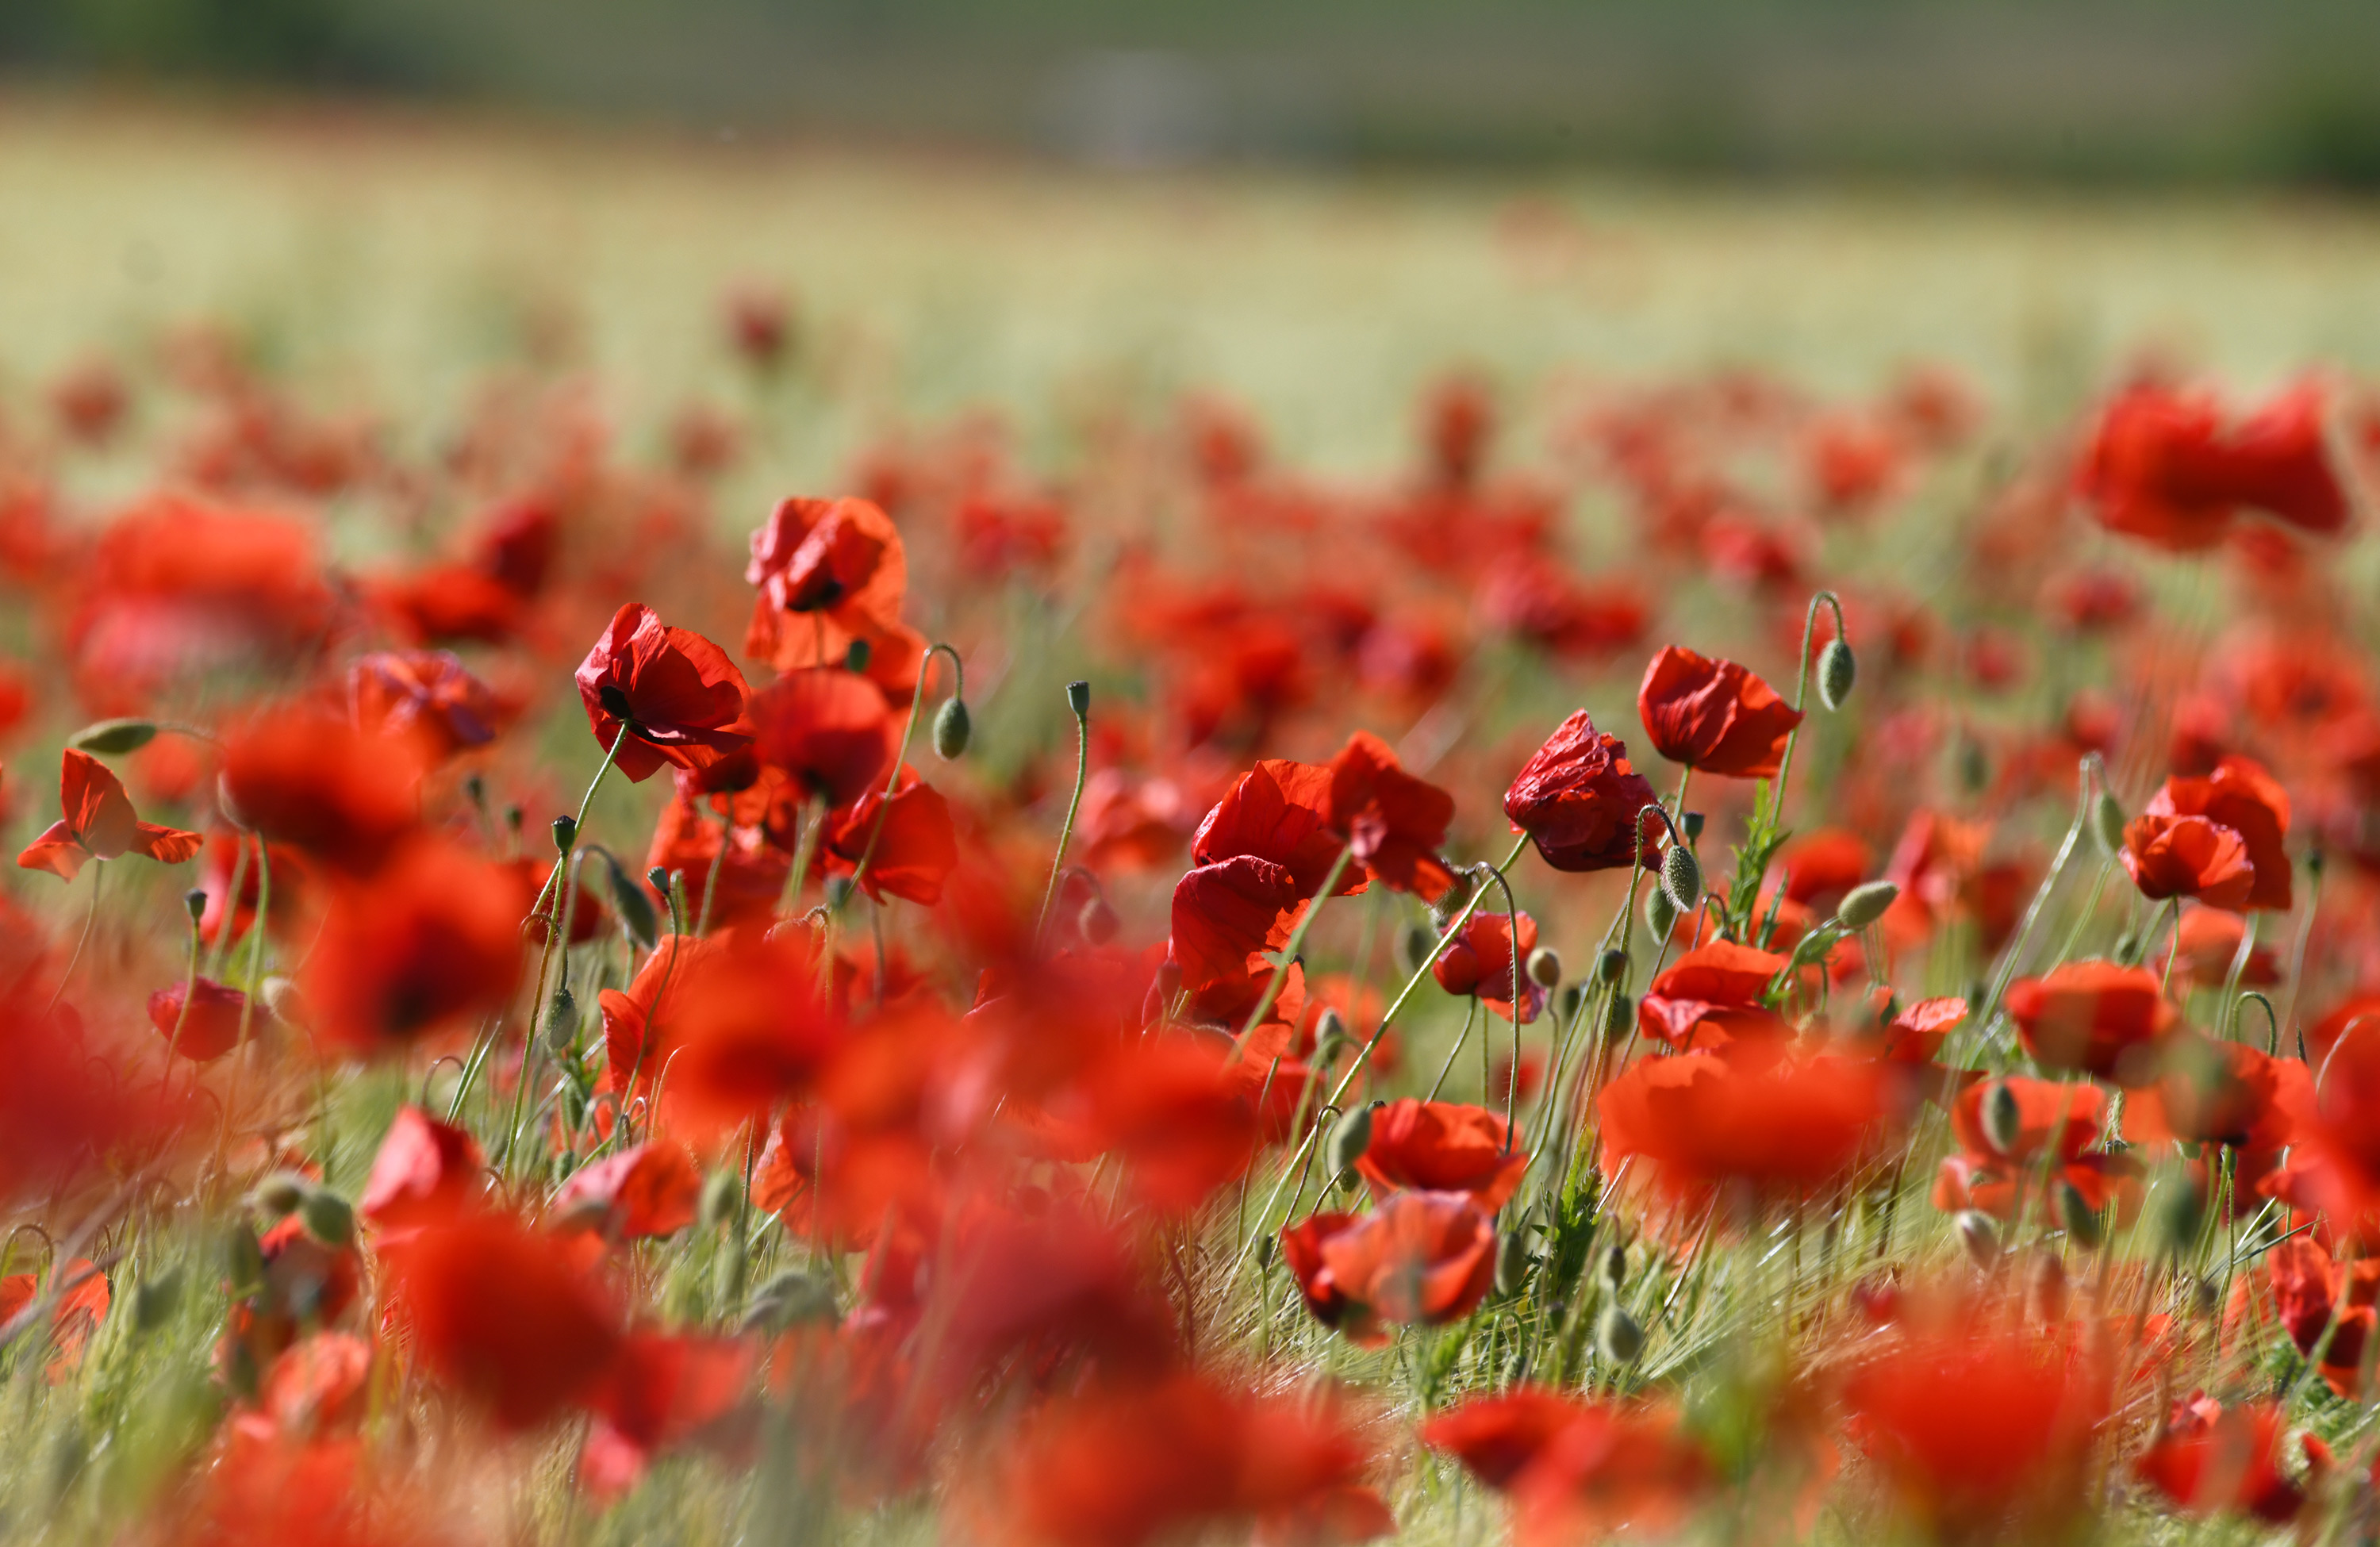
left=2059, top=1181, right=2103, bottom=1250
left=932, top=697, right=971, bottom=759
left=225, top=1223, right=266, bottom=1300
left=260, top=976, right=306, bottom=1029
left=1398, top=922, right=1438, bottom=976
left=2160, top=1183, right=2206, bottom=1257
left=1835, top=879, right=1899, bottom=930
left=743, top=1269, right=839, bottom=1334
left=1817, top=637, right=1856, bottom=711
left=543, top=988, right=578, bottom=1054
left=1661, top=844, right=1702, bottom=915
left=1645, top=886, right=1678, bottom=942
left=824, top=874, right=854, bottom=911
left=1957, top=738, right=1990, bottom=795
left=1065, top=680, right=1091, bottom=719
left=251, top=1172, right=309, bottom=1219
left=2091, top=789, right=2128, bottom=858
left=1495, top=1231, right=1535, bottom=1296
left=843, top=637, right=873, bottom=674
left=1325, top=1105, right=1374, bottom=1177
left=605, top=854, right=659, bottom=950
left=298, top=1189, right=355, bottom=1247
left=1595, top=947, right=1629, bottom=986
left=1527, top=946, right=1563, bottom=989
left=1603, top=991, right=1636, bottom=1041
left=1600, top=1243, right=1628, bottom=1292
left=1554, top=982, right=1587, bottom=1023
left=551, top=815, right=578, bottom=855
left=701, top=1168, right=742, bottom=1230
left=1955, top=1209, right=2000, bottom=1268
left=1253, top=1232, right=1276, bottom=1269
left=1680, top=811, right=1706, bottom=843
left=2112, top=932, right=2144, bottom=968
left=1596, top=1303, right=1645, bottom=1364
left=1078, top=895, right=1119, bottom=946
left=132, top=1269, right=183, bottom=1335
left=69, top=717, right=158, bottom=755
left=1980, top=1080, right=2024, bottom=1157
left=183, top=888, right=208, bottom=923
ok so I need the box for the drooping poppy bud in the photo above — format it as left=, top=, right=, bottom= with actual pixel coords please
left=1661, top=844, right=1702, bottom=914
left=67, top=717, right=158, bottom=755
left=1645, top=887, right=1677, bottom=941
left=1956, top=1209, right=1999, bottom=1266
left=1495, top=1230, right=1534, bottom=1296
left=1596, top=1303, right=1644, bottom=1363
left=2092, top=789, right=2128, bottom=858
left=1816, top=635, right=1856, bottom=710
left=551, top=815, right=578, bottom=855
left=1596, top=947, right=1628, bottom=985
left=1066, top=679, right=1091, bottom=718
left=1527, top=946, right=1563, bottom=988
left=1325, top=1104, right=1374, bottom=1177
left=1980, top=1080, right=2024, bottom=1156
left=932, top=696, right=971, bottom=759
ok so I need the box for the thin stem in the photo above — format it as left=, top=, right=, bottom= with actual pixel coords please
left=839, top=643, right=962, bottom=912
left=1235, top=845, right=1356, bottom=1042
left=208, top=835, right=250, bottom=977
left=1426, top=995, right=1480, bottom=1103
left=1032, top=686, right=1092, bottom=950
left=45, top=862, right=103, bottom=1015
left=1765, top=589, right=1844, bottom=828
left=525, top=723, right=631, bottom=930
left=777, top=797, right=829, bottom=919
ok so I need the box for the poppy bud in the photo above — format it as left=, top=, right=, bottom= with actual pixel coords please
left=543, top=988, right=578, bottom=1053
left=225, top=1223, right=266, bottom=1300
left=647, top=866, right=670, bottom=895
left=701, top=1169, right=742, bottom=1230
left=299, top=1188, right=355, bottom=1247
left=1555, top=981, right=1586, bottom=1023
left=1253, top=1233, right=1276, bottom=1269
left=1078, top=895, right=1119, bottom=945
left=843, top=637, right=873, bottom=674
left=1956, top=1209, right=1999, bottom=1267
left=932, top=696, right=971, bottom=759
left=1430, top=869, right=1478, bottom=929
left=1601, top=1243, right=1627, bottom=1291
left=1957, top=739, right=1989, bottom=795
left=1399, top=922, right=1438, bottom=976
left=1325, top=1104, right=1374, bottom=1177
left=251, top=1172, right=308, bottom=1218
left=1495, top=1231, right=1534, bottom=1296
left=1595, top=947, right=1628, bottom=985
left=1311, top=1006, right=1346, bottom=1058
left=2160, top=1183, right=2205, bottom=1257
left=505, top=805, right=525, bottom=837
left=1645, top=886, right=1678, bottom=942
left=2059, top=1181, right=2102, bottom=1250
left=1596, top=1303, right=1645, bottom=1364
left=464, top=771, right=486, bottom=812
left=2112, top=932, right=2143, bottom=967
left=1603, top=990, right=1635, bottom=1041
left=1527, top=946, right=1563, bottom=988
left=1835, top=879, right=1898, bottom=930
left=1661, top=845, right=1702, bottom=915
left=2191, top=1276, right=2221, bottom=1319
left=132, top=1268, right=182, bottom=1335
left=1817, top=637, right=1856, bottom=711
left=1066, top=680, right=1091, bottom=719
left=1979, top=1080, right=2023, bottom=1156
left=69, top=717, right=157, bottom=755
left=182, top=888, right=207, bottom=923
left=601, top=855, right=658, bottom=948
left=1681, top=811, right=1706, bottom=843
left=551, top=815, right=578, bottom=856
left=2091, top=789, right=2127, bottom=858
left=743, top=1269, right=838, bottom=1333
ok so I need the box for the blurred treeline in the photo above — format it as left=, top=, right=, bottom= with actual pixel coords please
left=6, top=0, right=2380, bottom=183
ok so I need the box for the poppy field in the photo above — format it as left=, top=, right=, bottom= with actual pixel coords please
left=16, top=110, right=2380, bottom=1547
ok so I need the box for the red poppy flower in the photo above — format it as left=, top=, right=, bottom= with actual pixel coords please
left=1167, top=855, right=1301, bottom=1022
left=1432, top=910, right=1545, bottom=1023
left=2163, top=907, right=2281, bottom=988
left=1282, top=1190, right=1496, bottom=1344
left=2078, top=378, right=2348, bottom=551
left=1499, top=711, right=1660, bottom=873
left=551, top=1142, right=703, bottom=1242
left=1322, top=729, right=1456, bottom=899
left=1596, top=1050, right=1882, bottom=1203
left=1040, top=1037, right=1261, bottom=1215
left=229, top=1215, right=365, bottom=1372
left=575, top=602, right=754, bottom=783
left=1350, top=1099, right=1527, bottom=1210
left=346, top=649, right=501, bottom=764
left=743, top=497, right=926, bottom=701
left=748, top=666, right=900, bottom=808
left=218, top=706, right=423, bottom=876
left=0, top=1257, right=109, bottom=1382
left=1933, top=1077, right=2142, bottom=1223
left=147, top=976, right=247, bottom=1061
left=1635, top=940, right=1792, bottom=1053
left=301, top=839, right=525, bottom=1055
left=824, top=764, right=958, bottom=905
left=254, top=1331, right=375, bottom=1439
left=1418, top=1388, right=1601, bottom=1489
left=2004, top=961, right=2178, bottom=1083
left=382, top=1212, right=624, bottom=1431
left=645, top=795, right=791, bottom=931
left=1505, top=1403, right=1714, bottom=1547
left=1777, top=828, right=1873, bottom=912
left=1637, top=645, right=1803, bottom=778
left=505, top=855, right=610, bottom=946
left=17, top=749, right=202, bottom=880
left=358, top=1105, right=484, bottom=1232
left=2136, top=1395, right=2313, bottom=1523
left=579, top=1331, right=758, bottom=1500
left=1948, top=1077, right=2103, bottom=1166
left=1192, top=758, right=1361, bottom=900
left=2126, top=756, right=2291, bottom=912
left=2122, top=1033, right=2308, bottom=1152
left=597, top=935, right=709, bottom=1106
left=651, top=928, right=843, bottom=1140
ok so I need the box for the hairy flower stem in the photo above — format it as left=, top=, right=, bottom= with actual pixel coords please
left=527, top=723, right=630, bottom=930
left=1032, top=684, right=1092, bottom=950
left=45, top=861, right=104, bottom=1017
left=837, top=643, right=962, bottom=912
left=1764, top=589, right=1845, bottom=830
left=1960, top=754, right=2102, bottom=1066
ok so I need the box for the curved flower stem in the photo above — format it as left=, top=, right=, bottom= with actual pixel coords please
left=778, top=797, right=828, bottom=920
left=839, top=643, right=962, bottom=912
left=1235, top=844, right=1355, bottom=1044
left=526, top=724, right=631, bottom=930
left=1610, top=803, right=1690, bottom=1082
left=1473, top=862, right=1524, bottom=1154
left=1764, top=589, right=1845, bottom=830
left=1031, top=683, right=1092, bottom=950
left=1426, top=995, right=1479, bottom=1103
left=45, top=862, right=104, bottom=1016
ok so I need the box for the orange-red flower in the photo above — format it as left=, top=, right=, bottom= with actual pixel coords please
left=1502, top=709, right=1664, bottom=873
left=1432, top=910, right=1545, bottom=1023
left=148, top=977, right=248, bottom=1061
left=2136, top=1394, right=2313, bottom=1523
left=1192, top=758, right=1361, bottom=900
left=17, top=748, right=202, bottom=880
left=1321, top=729, right=1456, bottom=899
left=2004, top=961, right=2177, bottom=1082
left=579, top=1331, right=758, bottom=1501
left=1424, top=1392, right=1711, bottom=1547
left=2163, top=906, right=2281, bottom=988
left=551, top=1142, right=703, bottom=1242
left=218, top=706, right=422, bottom=877
left=1933, top=1077, right=2141, bottom=1223
left=2125, top=756, right=2291, bottom=912
left=744, top=496, right=926, bottom=701
left=1597, top=1050, right=1882, bottom=1203
left=1167, top=855, right=1301, bottom=1023
left=1349, top=1099, right=1527, bottom=1209
left=1280, top=1190, right=1496, bottom=1344
left=2078, top=378, right=2348, bottom=551
left=2267, top=1237, right=2380, bottom=1397
left=358, top=1105, right=484, bottom=1232
left=575, top=602, right=754, bottom=783
left=823, top=764, right=958, bottom=905
left=301, top=839, right=524, bottom=1055
left=1635, top=940, right=1791, bottom=1053
left=748, top=666, right=900, bottom=808
left=1637, top=645, right=1802, bottom=778
left=346, top=649, right=501, bottom=764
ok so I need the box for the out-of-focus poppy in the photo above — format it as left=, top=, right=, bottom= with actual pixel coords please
left=1503, top=709, right=1664, bottom=873
left=347, top=650, right=501, bottom=764
left=301, top=839, right=524, bottom=1056
left=1282, top=1190, right=1496, bottom=1344
left=823, top=765, right=958, bottom=905
left=2004, top=961, right=2177, bottom=1083
left=748, top=667, right=900, bottom=808
left=644, top=795, right=791, bottom=931
left=1321, top=730, right=1456, bottom=899
left=505, top=856, right=610, bottom=946
left=743, top=497, right=925, bottom=700
left=550, top=1142, right=703, bottom=1242
left=579, top=1331, right=758, bottom=1501
left=1167, top=855, right=1301, bottom=1023
left=251, top=1331, right=375, bottom=1440
left=1777, top=828, right=1873, bottom=912
left=1193, top=759, right=1363, bottom=900
left=0, top=1257, right=110, bottom=1382
left=1635, top=940, right=1791, bottom=1053
left=1432, top=910, right=1545, bottom=1023
left=1597, top=1050, right=1882, bottom=1203
left=1350, top=1099, right=1526, bottom=1209
left=382, top=1211, right=623, bottom=1432
left=1506, top=1402, right=1713, bottom=1547
left=2125, top=757, right=2291, bottom=912
left=2136, top=1394, right=2314, bottom=1523
left=148, top=977, right=248, bottom=1061
left=2163, top=907, right=2281, bottom=988
left=597, top=935, right=709, bottom=1106
left=575, top=602, right=754, bottom=783
left=649, top=927, right=843, bottom=1140
left=2078, top=378, right=2349, bottom=551
left=1418, top=1388, right=1602, bottom=1490
left=1637, top=646, right=1802, bottom=779
left=2122, top=1033, right=2308, bottom=1153
left=1933, top=1077, right=2141, bottom=1223
left=358, top=1106, right=484, bottom=1232
left=1038, top=1036, right=1261, bottom=1215
left=228, top=1215, right=365, bottom=1373
left=218, top=707, right=422, bottom=877
left=2267, top=1236, right=2380, bottom=1397
left=17, top=748, right=202, bottom=880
